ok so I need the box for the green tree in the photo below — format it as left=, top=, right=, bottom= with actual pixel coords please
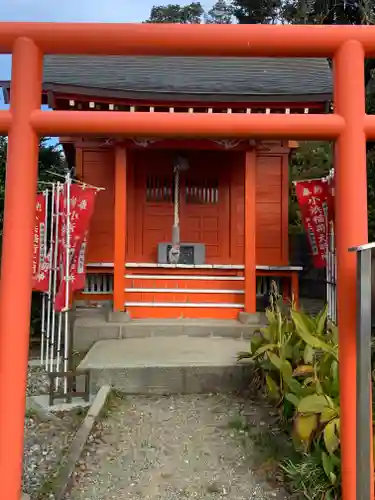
left=145, top=2, right=204, bottom=23
left=289, top=142, right=333, bottom=233
left=282, top=0, right=375, bottom=26
left=231, top=0, right=283, bottom=24
left=205, top=0, right=233, bottom=23
left=281, top=0, right=375, bottom=86
left=0, top=136, right=66, bottom=234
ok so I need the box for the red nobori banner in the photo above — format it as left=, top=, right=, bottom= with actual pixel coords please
left=295, top=179, right=329, bottom=269
left=327, top=169, right=335, bottom=224
left=55, top=185, right=97, bottom=311
left=32, top=193, right=50, bottom=292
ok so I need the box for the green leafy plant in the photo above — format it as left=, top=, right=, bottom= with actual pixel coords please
left=238, top=282, right=343, bottom=499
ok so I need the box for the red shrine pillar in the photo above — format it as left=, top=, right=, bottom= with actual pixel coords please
left=334, top=40, right=370, bottom=500
left=0, top=37, right=42, bottom=500
left=113, top=145, right=127, bottom=312
left=244, top=150, right=256, bottom=313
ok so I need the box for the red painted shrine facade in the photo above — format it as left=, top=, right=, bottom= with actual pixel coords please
left=2, top=55, right=332, bottom=319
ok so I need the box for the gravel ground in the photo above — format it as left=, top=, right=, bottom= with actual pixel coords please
left=27, top=364, right=50, bottom=397
left=66, top=393, right=289, bottom=500
left=24, top=365, right=84, bottom=498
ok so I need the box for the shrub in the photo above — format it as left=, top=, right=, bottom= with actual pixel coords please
left=238, top=282, right=341, bottom=499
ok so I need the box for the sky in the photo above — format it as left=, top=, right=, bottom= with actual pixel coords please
left=0, top=0, right=211, bottom=139
left=0, top=0, right=213, bottom=85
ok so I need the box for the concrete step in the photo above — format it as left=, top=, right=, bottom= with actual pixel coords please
left=73, top=316, right=265, bottom=352
left=78, top=336, right=254, bottom=395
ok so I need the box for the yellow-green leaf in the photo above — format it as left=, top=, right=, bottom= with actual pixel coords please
left=324, top=418, right=340, bottom=455
left=303, top=344, right=314, bottom=364
left=293, top=365, right=314, bottom=376
left=249, top=335, right=263, bottom=354
left=237, top=351, right=252, bottom=361
left=268, top=352, right=283, bottom=371
left=297, top=394, right=330, bottom=414
left=315, top=304, right=328, bottom=336
left=285, top=392, right=300, bottom=408
left=330, top=324, right=339, bottom=344
left=259, top=326, right=271, bottom=342
left=265, top=308, right=276, bottom=325
left=295, top=414, right=318, bottom=441
left=266, top=374, right=280, bottom=398
left=283, top=344, right=294, bottom=360
left=330, top=360, right=339, bottom=388
left=321, top=407, right=339, bottom=423
left=252, top=343, right=278, bottom=358
left=283, top=375, right=303, bottom=395
left=280, top=359, right=293, bottom=379
left=321, top=451, right=334, bottom=479
left=291, top=310, right=337, bottom=358
left=329, top=472, right=337, bottom=486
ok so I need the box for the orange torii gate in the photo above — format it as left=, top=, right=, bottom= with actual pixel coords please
left=0, top=22, right=373, bottom=500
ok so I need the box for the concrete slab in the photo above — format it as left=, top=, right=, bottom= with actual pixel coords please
left=78, top=337, right=254, bottom=394
left=107, top=310, right=131, bottom=323
left=32, top=394, right=95, bottom=413
left=238, top=312, right=266, bottom=325
left=73, top=312, right=262, bottom=352
left=79, top=336, right=249, bottom=369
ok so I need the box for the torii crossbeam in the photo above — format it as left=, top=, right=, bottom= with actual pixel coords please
left=0, top=22, right=373, bottom=500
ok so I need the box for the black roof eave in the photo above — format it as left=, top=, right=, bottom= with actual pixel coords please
left=0, top=82, right=332, bottom=105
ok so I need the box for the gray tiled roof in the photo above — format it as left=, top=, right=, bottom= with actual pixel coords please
left=43, top=55, right=332, bottom=101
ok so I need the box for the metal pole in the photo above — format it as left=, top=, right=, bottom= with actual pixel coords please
left=63, top=173, right=71, bottom=394
left=350, top=243, right=374, bottom=500
left=44, top=185, right=53, bottom=371
left=47, top=183, right=56, bottom=372
left=40, top=189, right=49, bottom=366
left=52, top=183, right=62, bottom=389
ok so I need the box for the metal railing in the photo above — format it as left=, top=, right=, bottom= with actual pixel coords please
left=326, top=223, right=337, bottom=324
left=82, top=272, right=280, bottom=298
left=349, top=242, right=375, bottom=500
left=83, top=273, right=114, bottom=294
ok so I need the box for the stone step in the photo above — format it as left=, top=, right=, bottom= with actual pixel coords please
left=73, top=316, right=265, bottom=352
left=77, top=336, right=254, bottom=395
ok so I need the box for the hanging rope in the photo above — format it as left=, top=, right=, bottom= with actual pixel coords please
left=168, top=165, right=181, bottom=264
left=174, top=167, right=180, bottom=228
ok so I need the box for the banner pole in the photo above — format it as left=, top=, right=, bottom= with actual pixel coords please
left=47, top=183, right=56, bottom=372
left=63, top=172, right=71, bottom=394
left=42, top=189, right=50, bottom=370
left=55, top=313, right=63, bottom=390
left=52, top=182, right=62, bottom=388
left=40, top=188, right=48, bottom=366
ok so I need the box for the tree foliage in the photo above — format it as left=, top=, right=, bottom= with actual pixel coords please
left=288, top=142, right=333, bottom=233
left=145, top=2, right=205, bottom=23
left=282, top=0, right=375, bottom=25
left=0, top=137, right=66, bottom=234
left=231, top=0, right=283, bottom=24
left=205, top=0, right=234, bottom=23
left=146, top=0, right=375, bottom=26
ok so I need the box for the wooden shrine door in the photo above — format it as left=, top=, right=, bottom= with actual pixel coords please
left=179, top=151, right=230, bottom=263
left=132, top=150, right=230, bottom=263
